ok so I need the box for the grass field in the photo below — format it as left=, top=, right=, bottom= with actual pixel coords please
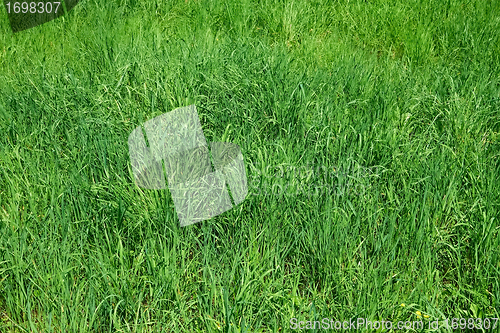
left=0, top=0, right=499, bottom=331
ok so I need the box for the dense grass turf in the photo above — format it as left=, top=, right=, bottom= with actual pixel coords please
left=0, top=0, right=499, bottom=331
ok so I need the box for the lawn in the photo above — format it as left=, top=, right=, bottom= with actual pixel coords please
left=0, top=0, right=499, bottom=331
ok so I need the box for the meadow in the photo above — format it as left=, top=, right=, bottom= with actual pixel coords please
left=0, top=0, right=499, bottom=331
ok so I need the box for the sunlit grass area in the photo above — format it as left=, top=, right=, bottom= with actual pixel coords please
left=0, top=0, right=499, bottom=331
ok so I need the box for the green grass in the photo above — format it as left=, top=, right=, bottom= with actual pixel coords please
left=0, top=0, right=499, bottom=331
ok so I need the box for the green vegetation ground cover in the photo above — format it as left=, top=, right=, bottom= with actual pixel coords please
left=0, top=0, right=499, bottom=331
